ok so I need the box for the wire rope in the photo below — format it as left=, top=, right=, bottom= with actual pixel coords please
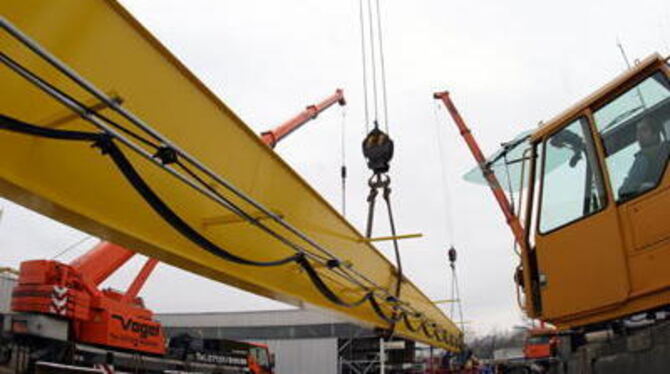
left=358, top=0, right=370, bottom=132
left=51, top=235, right=95, bottom=260
left=340, top=107, right=348, bottom=216
left=432, top=103, right=456, bottom=246
left=366, top=0, right=379, bottom=123
left=375, top=0, right=390, bottom=132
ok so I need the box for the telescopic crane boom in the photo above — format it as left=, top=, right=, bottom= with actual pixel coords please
left=433, top=91, right=535, bottom=315
left=260, top=89, right=346, bottom=148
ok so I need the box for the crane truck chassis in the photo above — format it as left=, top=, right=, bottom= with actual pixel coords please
left=0, top=311, right=274, bottom=374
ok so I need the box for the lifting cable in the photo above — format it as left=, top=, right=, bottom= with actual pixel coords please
left=0, top=19, right=454, bottom=343
left=358, top=0, right=370, bottom=133
left=366, top=0, right=379, bottom=125
left=432, top=103, right=456, bottom=245
left=358, top=0, right=391, bottom=133
left=375, top=0, right=390, bottom=132
left=358, top=0, right=405, bottom=335
left=51, top=236, right=95, bottom=261
left=433, top=103, right=465, bottom=332
left=448, top=247, right=465, bottom=331
left=340, top=107, right=348, bottom=217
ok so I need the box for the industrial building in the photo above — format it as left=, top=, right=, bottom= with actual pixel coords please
left=0, top=271, right=16, bottom=314
left=158, top=309, right=423, bottom=374
left=0, top=273, right=426, bottom=373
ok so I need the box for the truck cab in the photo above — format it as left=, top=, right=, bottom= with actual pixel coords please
left=523, top=328, right=558, bottom=360
left=248, top=342, right=275, bottom=374
left=167, top=333, right=275, bottom=374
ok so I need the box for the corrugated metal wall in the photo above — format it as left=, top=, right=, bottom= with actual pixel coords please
left=257, top=338, right=338, bottom=374
left=0, top=274, right=16, bottom=313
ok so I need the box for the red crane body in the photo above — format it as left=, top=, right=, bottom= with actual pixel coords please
left=11, top=89, right=346, bottom=355
left=12, top=242, right=166, bottom=354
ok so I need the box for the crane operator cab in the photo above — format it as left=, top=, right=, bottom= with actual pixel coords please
left=521, top=54, right=670, bottom=329
left=464, top=54, right=670, bottom=330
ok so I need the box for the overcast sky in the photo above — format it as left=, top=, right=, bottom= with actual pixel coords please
left=1, top=0, right=669, bottom=336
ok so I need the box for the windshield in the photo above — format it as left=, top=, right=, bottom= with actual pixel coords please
left=593, top=71, right=670, bottom=202
left=463, top=130, right=532, bottom=192
left=596, top=74, right=670, bottom=133
left=463, top=129, right=572, bottom=192
left=527, top=336, right=550, bottom=345
left=249, top=346, right=269, bottom=367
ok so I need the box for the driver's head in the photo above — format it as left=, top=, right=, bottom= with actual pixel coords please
left=637, top=117, right=661, bottom=148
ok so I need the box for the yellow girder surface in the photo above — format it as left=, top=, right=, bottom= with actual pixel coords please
left=0, top=0, right=460, bottom=349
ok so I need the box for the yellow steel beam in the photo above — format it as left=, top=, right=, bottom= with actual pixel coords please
left=40, top=93, right=123, bottom=128
left=0, top=0, right=460, bottom=349
left=358, top=233, right=423, bottom=243
left=201, top=211, right=282, bottom=228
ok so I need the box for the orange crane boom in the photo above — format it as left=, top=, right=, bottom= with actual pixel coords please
left=433, top=91, right=536, bottom=316
left=260, top=89, right=346, bottom=148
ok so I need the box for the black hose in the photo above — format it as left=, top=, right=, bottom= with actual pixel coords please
left=0, top=113, right=443, bottom=341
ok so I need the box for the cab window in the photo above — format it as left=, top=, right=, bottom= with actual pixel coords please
left=249, top=346, right=269, bottom=367
left=593, top=72, right=670, bottom=202
left=527, top=336, right=550, bottom=345
left=539, top=117, right=606, bottom=233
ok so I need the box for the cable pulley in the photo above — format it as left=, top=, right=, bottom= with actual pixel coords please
left=362, top=125, right=394, bottom=174
left=448, top=246, right=457, bottom=269
left=447, top=245, right=465, bottom=334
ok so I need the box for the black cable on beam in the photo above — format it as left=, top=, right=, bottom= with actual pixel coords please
left=0, top=114, right=432, bottom=336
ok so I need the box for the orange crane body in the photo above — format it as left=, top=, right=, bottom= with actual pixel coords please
left=436, top=54, right=670, bottom=330
left=12, top=242, right=166, bottom=354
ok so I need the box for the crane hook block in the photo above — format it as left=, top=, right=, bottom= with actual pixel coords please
left=448, top=246, right=457, bottom=264
left=362, top=127, right=394, bottom=174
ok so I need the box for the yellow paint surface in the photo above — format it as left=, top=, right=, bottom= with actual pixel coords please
left=0, top=0, right=459, bottom=348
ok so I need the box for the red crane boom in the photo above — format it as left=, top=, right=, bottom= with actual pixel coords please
left=261, top=89, right=346, bottom=147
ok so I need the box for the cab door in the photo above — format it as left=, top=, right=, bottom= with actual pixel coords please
left=534, top=115, right=629, bottom=320
left=591, top=70, right=670, bottom=300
